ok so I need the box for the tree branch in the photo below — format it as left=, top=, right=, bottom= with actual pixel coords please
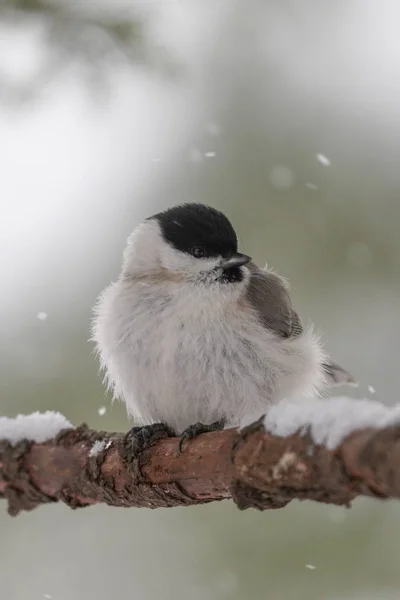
left=1, top=412, right=400, bottom=516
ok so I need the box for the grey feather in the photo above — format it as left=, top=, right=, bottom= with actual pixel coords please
left=246, top=262, right=298, bottom=338
left=246, top=263, right=355, bottom=387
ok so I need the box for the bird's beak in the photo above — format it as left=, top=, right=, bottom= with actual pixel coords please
left=220, top=253, right=252, bottom=269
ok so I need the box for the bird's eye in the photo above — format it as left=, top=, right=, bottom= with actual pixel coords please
left=191, top=246, right=205, bottom=258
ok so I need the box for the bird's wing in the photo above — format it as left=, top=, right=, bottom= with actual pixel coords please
left=246, top=262, right=356, bottom=387
left=246, top=262, right=299, bottom=338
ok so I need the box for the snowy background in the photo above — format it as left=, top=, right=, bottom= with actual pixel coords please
left=1, top=1, right=400, bottom=599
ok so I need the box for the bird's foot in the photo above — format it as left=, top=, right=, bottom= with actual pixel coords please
left=179, top=420, right=225, bottom=453
left=122, top=423, right=175, bottom=461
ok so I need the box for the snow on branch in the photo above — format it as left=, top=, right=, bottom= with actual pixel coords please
left=0, top=411, right=73, bottom=445
left=1, top=397, right=400, bottom=516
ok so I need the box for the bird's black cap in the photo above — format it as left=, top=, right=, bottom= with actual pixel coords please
left=150, top=203, right=238, bottom=257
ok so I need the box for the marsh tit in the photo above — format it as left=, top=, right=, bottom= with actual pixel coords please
left=93, top=203, right=354, bottom=452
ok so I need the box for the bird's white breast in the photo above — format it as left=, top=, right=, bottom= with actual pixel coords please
left=93, top=277, right=326, bottom=433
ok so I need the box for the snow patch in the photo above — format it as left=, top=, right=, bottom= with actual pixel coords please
left=89, top=440, right=106, bottom=457
left=264, top=396, right=400, bottom=449
left=0, top=411, right=73, bottom=445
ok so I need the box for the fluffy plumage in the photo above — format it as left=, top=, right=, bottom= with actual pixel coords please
left=92, top=204, right=354, bottom=433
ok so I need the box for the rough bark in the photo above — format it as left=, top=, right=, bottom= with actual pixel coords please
left=1, top=417, right=400, bottom=516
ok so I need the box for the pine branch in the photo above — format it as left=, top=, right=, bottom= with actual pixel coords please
left=1, top=411, right=400, bottom=516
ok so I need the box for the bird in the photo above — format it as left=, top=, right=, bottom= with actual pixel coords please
left=92, top=203, right=354, bottom=453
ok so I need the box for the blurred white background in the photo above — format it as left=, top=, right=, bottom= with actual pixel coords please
left=1, top=1, right=400, bottom=599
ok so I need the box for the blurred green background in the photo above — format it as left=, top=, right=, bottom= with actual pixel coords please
left=1, top=1, right=400, bottom=599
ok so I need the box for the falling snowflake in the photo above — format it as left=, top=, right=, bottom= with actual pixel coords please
left=37, top=312, right=48, bottom=321
left=316, top=153, right=331, bottom=166
left=98, top=406, right=106, bottom=416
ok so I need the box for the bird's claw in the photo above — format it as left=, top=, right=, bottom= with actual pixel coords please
left=178, top=419, right=225, bottom=453
left=124, top=423, right=175, bottom=458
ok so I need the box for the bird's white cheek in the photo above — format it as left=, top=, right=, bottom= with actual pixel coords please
left=159, top=246, right=187, bottom=272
